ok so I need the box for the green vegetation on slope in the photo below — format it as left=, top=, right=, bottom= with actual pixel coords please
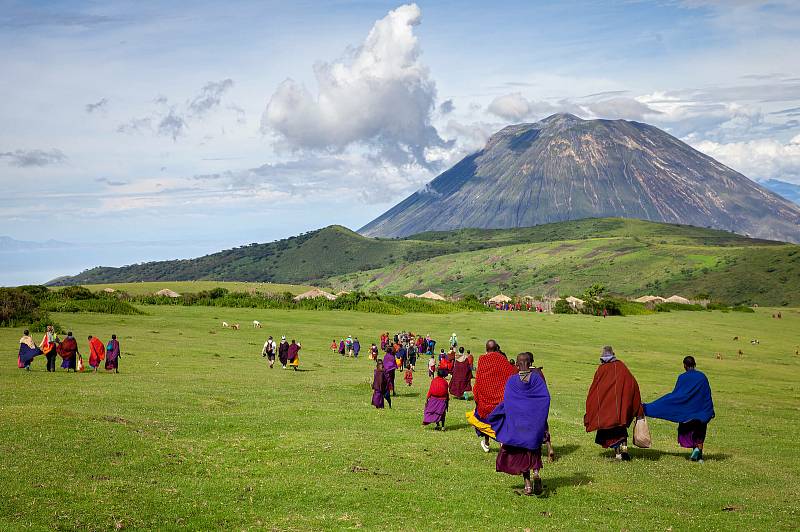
left=48, top=218, right=800, bottom=306
left=1, top=306, right=799, bottom=529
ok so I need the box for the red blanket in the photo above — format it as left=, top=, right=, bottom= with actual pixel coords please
left=89, top=337, right=105, bottom=367
left=473, top=352, right=518, bottom=418
left=584, top=360, right=643, bottom=432
left=427, top=376, right=449, bottom=398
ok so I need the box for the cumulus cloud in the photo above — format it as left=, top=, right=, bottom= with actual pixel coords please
left=262, top=3, right=444, bottom=167
left=85, top=97, right=108, bottom=113
left=693, top=134, right=800, bottom=184
left=0, top=148, right=67, bottom=167
left=487, top=92, right=659, bottom=123
left=188, top=79, right=234, bottom=117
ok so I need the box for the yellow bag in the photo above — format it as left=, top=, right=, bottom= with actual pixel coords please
left=633, top=417, right=651, bottom=448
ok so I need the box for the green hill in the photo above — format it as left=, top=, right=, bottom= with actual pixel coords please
left=49, top=218, right=800, bottom=305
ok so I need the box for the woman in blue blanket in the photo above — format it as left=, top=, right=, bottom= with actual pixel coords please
left=487, top=352, right=551, bottom=496
left=644, top=356, right=715, bottom=463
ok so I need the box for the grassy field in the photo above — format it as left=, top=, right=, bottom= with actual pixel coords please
left=78, top=281, right=315, bottom=297
left=2, top=305, right=799, bottom=530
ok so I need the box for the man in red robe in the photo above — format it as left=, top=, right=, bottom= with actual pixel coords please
left=88, top=335, right=106, bottom=372
left=584, top=346, right=643, bottom=460
left=468, top=340, right=518, bottom=452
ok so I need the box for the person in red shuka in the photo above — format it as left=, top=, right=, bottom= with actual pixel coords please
left=470, top=340, right=518, bottom=452
left=404, top=365, right=413, bottom=386
left=422, top=369, right=449, bottom=430
left=584, top=346, right=643, bottom=461
left=88, top=335, right=106, bottom=373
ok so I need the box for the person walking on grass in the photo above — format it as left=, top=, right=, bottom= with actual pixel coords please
left=105, top=334, right=120, bottom=373
left=262, top=336, right=277, bottom=368
left=88, top=335, right=105, bottom=372
left=372, top=359, right=391, bottom=409
left=467, top=340, right=518, bottom=452
left=449, top=347, right=473, bottom=399
left=278, top=336, right=289, bottom=369
left=423, top=368, right=449, bottom=431
left=644, top=355, right=715, bottom=463
left=39, top=325, right=59, bottom=372
left=287, top=340, right=301, bottom=371
left=382, top=347, right=398, bottom=396
left=18, top=330, right=41, bottom=370
left=57, top=332, right=79, bottom=372
left=487, top=352, right=551, bottom=496
left=353, top=337, right=361, bottom=359
left=584, top=346, right=643, bottom=461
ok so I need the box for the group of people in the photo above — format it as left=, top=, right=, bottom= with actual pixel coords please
left=373, top=338, right=716, bottom=496
left=331, top=336, right=361, bottom=358
left=17, top=326, right=121, bottom=373
left=261, top=335, right=301, bottom=370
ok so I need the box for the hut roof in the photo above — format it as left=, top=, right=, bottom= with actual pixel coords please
left=418, top=290, right=446, bottom=301
left=155, top=288, right=181, bottom=298
left=633, top=295, right=665, bottom=303
left=487, top=294, right=512, bottom=303
left=665, top=295, right=691, bottom=304
left=404, top=292, right=419, bottom=298
left=565, top=296, right=585, bottom=305
left=102, top=287, right=116, bottom=293
left=293, top=288, right=337, bottom=301
left=335, top=290, right=350, bottom=296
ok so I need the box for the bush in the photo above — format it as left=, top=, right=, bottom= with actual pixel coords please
left=59, top=285, right=95, bottom=300
left=655, top=302, right=705, bottom=312
left=0, top=287, right=44, bottom=326
left=553, top=299, right=574, bottom=314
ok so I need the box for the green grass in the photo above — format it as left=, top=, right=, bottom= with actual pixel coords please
left=2, top=305, right=799, bottom=529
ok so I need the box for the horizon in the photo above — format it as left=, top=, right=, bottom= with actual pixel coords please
left=2, top=1, right=800, bottom=284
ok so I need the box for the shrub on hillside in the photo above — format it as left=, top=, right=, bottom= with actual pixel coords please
left=655, top=302, right=705, bottom=312
left=59, top=285, right=95, bottom=300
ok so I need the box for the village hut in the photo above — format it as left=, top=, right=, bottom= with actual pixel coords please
left=293, top=288, right=337, bottom=301
left=404, top=292, right=419, bottom=298
left=418, top=290, right=446, bottom=301
left=665, top=295, right=691, bottom=304
left=565, top=296, right=585, bottom=309
left=102, top=287, right=117, bottom=293
left=487, top=294, right=513, bottom=304
left=633, top=295, right=665, bottom=304
left=155, top=288, right=181, bottom=298
left=335, top=290, right=350, bottom=297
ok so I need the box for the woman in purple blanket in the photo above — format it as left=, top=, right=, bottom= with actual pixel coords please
left=382, top=348, right=398, bottom=397
left=644, top=355, right=715, bottom=462
left=487, top=352, right=551, bottom=496
left=372, top=359, right=391, bottom=409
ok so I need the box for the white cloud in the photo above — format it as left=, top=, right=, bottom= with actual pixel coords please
left=261, top=3, right=443, bottom=167
left=0, top=148, right=67, bottom=167
left=692, top=134, right=800, bottom=184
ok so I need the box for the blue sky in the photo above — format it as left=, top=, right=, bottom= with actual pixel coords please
left=1, top=0, right=800, bottom=282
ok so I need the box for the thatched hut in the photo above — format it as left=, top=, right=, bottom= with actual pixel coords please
left=487, top=294, right=512, bottom=304
left=565, top=296, right=585, bottom=309
left=418, top=290, right=446, bottom=301
left=102, top=287, right=117, bottom=293
left=404, top=292, right=419, bottom=298
left=633, top=295, right=665, bottom=304
left=293, top=288, right=337, bottom=301
left=665, top=295, right=691, bottom=304
left=155, top=288, right=181, bottom=298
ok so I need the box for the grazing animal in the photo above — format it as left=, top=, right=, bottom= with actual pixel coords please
left=738, top=349, right=744, bottom=357
left=253, top=320, right=262, bottom=328
left=222, top=322, right=229, bottom=328
left=715, top=352, right=723, bottom=360
left=231, top=323, right=240, bottom=330
left=777, top=312, right=782, bottom=319
left=733, top=336, right=739, bottom=341
left=750, top=339, right=760, bottom=345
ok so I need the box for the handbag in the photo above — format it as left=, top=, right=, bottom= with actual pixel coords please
left=633, top=417, right=651, bottom=448
left=77, top=355, right=85, bottom=372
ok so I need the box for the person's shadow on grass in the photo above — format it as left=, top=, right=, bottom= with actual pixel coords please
left=551, top=444, right=580, bottom=460
left=619, top=449, right=731, bottom=461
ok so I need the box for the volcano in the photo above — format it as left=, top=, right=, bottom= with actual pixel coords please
left=359, top=113, right=800, bottom=243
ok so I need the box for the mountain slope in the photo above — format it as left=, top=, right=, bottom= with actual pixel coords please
left=359, top=114, right=800, bottom=243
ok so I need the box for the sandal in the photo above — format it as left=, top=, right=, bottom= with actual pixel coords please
left=522, top=485, right=534, bottom=496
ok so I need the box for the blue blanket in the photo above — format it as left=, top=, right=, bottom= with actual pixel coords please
left=18, top=344, right=42, bottom=365
left=487, top=371, right=550, bottom=450
left=644, top=369, right=715, bottom=424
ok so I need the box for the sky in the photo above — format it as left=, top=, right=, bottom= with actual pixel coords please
left=1, top=0, right=800, bottom=283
